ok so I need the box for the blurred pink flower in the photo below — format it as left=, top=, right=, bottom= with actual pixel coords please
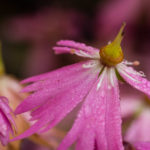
left=95, top=0, right=142, bottom=40
left=120, top=89, right=142, bottom=118
left=120, top=91, right=150, bottom=149
left=0, top=96, right=15, bottom=145
left=3, top=7, right=84, bottom=76
left=125, top=108, right=150, bottom=142
left=133, top=142, right=150, bottom=150
left=12, top=26, right=150, bottom=150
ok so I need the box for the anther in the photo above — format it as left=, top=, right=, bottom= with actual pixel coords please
left=133, top=61, right=140, bottom=66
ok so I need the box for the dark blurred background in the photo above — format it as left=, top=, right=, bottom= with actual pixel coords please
left=0, top=0, right=150, bottom=78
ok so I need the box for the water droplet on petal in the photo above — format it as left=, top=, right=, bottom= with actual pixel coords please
left=84, top=105, right=91, bottom=117
left=147, top=82, right=150, bottom=87
left=108, top=85, right=112, bottom=90
left=101, top=90, right=105, bottom=97
left=142, top=79, right=146, bottom=83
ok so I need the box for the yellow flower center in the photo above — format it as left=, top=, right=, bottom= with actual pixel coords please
left=100, top=23, right=126, bottom=66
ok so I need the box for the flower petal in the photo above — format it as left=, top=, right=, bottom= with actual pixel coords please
left=21, top=61, right=88, bottom=84
left=117, top=64, right=150, bottom=96
left=22, top=61, right=93, bottom=93
left=55, top=40, right=99, bottom=53
left=15, top=62, right=98, bottom=114
left=0, top=97, right=15, bottom=145
left=53, top=40, right=99, bottom=58
left=58, top=69, right=123, bottom=150
left=75, top=127, right=95, bottom=150
left=97, top=70, right=123, bottom=150
left=12, top=69, right=99, bottom=141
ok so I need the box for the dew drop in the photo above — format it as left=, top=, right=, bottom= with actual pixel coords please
left=142, top=79, right=147, bottom=83
left=84, top=105, right=91, bottom=117
left=108, top=85, right=112, bottom=90
left=147, top=82, right=150, bottom=87
left=101, top=90, right=105, bottom=97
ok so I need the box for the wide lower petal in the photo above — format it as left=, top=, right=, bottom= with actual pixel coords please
left=58, top=68, right=123, bottom=150
left=12, top=68, right=99, bottom=141
left=15, top=62, right=98, bottom=114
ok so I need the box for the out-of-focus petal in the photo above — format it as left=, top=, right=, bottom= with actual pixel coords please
left=125, top=109, right=150, bottom=142
left=120, top=95, right=142, bottom=118
left=0, top=96, right=15, bottom=145
left=96, top=0, right=141, bottom=40
left=134, top=142, right=150, bottom=150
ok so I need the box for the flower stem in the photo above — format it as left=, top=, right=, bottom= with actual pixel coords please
left=0, top=42, right=5, bottom=75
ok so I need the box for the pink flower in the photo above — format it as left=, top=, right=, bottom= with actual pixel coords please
left=13, top=24, right=150, bottom=150
left=123, top=96, right=150, bottom=143
left=95, top=0, right=142, bottom=40
left=0, top=96, right=15, bottom=145
left=120, top=90, right=150, bottom=149
left=125, top=109, right=150, bottom=142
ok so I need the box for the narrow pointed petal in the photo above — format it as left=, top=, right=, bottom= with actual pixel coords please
left=22, top=61, right=93, bottom=93
left=103, top=73, right=123, bottom=150
left=117, top=64, right=150, bottom=96
left=12, top=69, right=99, bottom=141
left=58, top=69, right=123, bottom=150
left=55, top=74, right=108, bottom=150
left=21, top=61, right=87, bottom=84
left=55, top=40, right=99, bottom=53
left=15, top=62, right=98, bottom=114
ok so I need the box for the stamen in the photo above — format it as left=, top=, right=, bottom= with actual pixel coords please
left=108, top=41, right=111, bottom=44
left=109, top=68, right=115, bottom=87
left=139, top=71, right=145, bottom=77
left=82, top=61, right=99, bottom=68
left=75, top=50, right=99, bottom=59
left=117, top=66, right=141, bottom=83
left=122, top=60, right=140, bottom=66
left=75, top=50, right=92, bottom=57
left=118, top=63, right=145, bottom=77
left=133, top=61, right=140, bottom=66
left=97, top=67, right=107, bottom=90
